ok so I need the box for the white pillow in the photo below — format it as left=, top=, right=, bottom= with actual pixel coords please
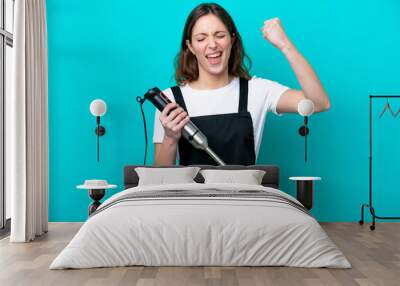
left=135, top=167, right=201, bottom=186
left=200, top=169, right=266, bottom=185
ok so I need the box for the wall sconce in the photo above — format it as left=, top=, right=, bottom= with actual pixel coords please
left=297, top=99, right=314, bottom=162
left=90, top=99, right=107, bottom=162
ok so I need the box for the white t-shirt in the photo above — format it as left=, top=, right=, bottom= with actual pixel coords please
left=153, top=76, right=289, bottom=158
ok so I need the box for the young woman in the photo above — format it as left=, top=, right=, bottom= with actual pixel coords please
left=153, top=3, right=330, bottom=166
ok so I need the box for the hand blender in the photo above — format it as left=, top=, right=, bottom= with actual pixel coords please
left=143, top=87, right=226, bottom=166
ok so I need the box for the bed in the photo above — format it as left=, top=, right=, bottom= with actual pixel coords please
left=50, top=165, right=350, bottom=269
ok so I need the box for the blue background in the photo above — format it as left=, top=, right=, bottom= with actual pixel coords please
left=46, top=0, right=400, bottom=222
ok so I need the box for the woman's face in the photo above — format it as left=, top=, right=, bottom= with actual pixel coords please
left=187, top=14, right=234, bottom=78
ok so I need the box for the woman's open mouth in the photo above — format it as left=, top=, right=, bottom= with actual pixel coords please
left=205, top=52, right=223, bottom=65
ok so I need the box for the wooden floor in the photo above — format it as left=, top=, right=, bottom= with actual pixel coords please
left=0, top=223, right=399, bottom=286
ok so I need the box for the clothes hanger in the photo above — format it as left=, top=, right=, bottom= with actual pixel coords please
left=392, top=106, right=400, bottom=118
left=379, top=98, right=396, bottom=118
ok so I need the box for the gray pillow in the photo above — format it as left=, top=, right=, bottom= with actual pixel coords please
left=200, top=169, right=266, bottom=185
left=135, top=167, right=201, bottom=186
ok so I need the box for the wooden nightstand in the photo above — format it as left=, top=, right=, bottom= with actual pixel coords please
left=289, top=177, right=321, bottom=210
left=77, top=180, right=117, bottom=215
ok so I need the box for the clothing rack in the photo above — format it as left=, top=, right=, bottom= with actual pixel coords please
left=360, top=95, right=400, bottom=230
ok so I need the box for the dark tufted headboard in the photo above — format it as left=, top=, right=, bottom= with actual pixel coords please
left=124, top=165, right=279, bottom=189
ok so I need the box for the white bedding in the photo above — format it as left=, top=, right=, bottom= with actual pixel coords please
left=50, top=183, right=351, bottom=269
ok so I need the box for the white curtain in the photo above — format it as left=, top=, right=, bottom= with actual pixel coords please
left=6, top=0, right=48, bottom=242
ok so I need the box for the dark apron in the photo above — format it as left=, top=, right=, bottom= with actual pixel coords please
left=170, top=77, right=256, bottom=166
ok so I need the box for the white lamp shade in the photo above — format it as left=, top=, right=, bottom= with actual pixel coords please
left=90, top=99, right=107, bottom=116
left=298, top=99, right=314, bottom=116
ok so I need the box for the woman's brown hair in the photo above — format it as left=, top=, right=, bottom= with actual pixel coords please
left=175, top=3, right=252, bottom=85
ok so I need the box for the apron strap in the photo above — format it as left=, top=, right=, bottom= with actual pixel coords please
left=238, top=77, right=249, bottom=112
left=172, top=77, right=248, bottom=114
left=170, top=86, right=188, bottom=112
